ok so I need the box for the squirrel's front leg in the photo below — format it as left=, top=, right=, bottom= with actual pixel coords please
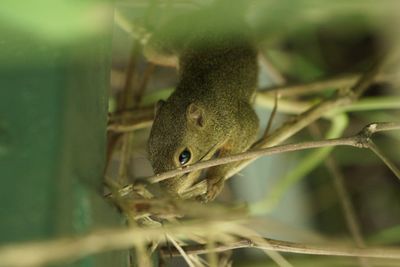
left=202, top=144, right=235, bottom=202
left=204, top=171, right=226, bottom=202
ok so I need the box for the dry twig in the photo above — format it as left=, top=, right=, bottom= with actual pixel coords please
left=110, top=122, right=400, bottom=199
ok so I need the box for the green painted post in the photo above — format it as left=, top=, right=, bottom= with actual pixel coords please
left=0, top=1, right=128, bottom=266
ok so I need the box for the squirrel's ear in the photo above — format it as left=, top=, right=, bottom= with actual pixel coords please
left=154, top=100, right=166, bottom=116
left=187, top=103, right=205, bottom=127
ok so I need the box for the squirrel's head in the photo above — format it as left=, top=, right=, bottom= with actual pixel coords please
left=148, top=99, right=223, bottom=196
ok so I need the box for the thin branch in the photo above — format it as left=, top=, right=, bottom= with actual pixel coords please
left=150, top=137, right=356, bottom=185
left=166, top=235, right=196, bottom=267
left=327, top=158, right=372, bottom=267
left=233, top=226, right=294, bottom=267
left=259, top=71, right=394, bottom=97
left=107, top=105, right=154, bottom=132
left=310, top=123, right=371, bottom=267
left=114, top=42, right=142, bottom=183
left=107, top=67, right=396, bottom=106
left=258, top=52, right=286, bottom=85
left=105, top=42, right=140, bottom=173
left=159, top=237, right=400, bottom=260
left=107, top=120, right=153, bottom=132
left=260, top=73, right=360, bottom=96
left=133, top=63, right=156, bottom=107
left=180, top=122, right=400, bottom=199
left=326, top=157, right=367, bottom=246
left=107, top=95, right=400, bottom=133
left=309, top=123, right=366, bottom=245
left=351, top=56, right=387, bottom=99
left=249, top=114, right=349, bottom=214
left=262, top=90, right=279, bottom=140
left=335, top=96, right=400, bottom=114
left=363, top=122, right=400, bottom=134
left=110, top=121, right=400, bottom=199
left=367, top=140, right=400, bottom=180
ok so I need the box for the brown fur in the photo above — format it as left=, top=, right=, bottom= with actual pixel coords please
left=147, top=7, right=259, bottom=201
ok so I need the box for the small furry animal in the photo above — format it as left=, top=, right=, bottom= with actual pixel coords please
left=147, top=5, right=259, bottom=201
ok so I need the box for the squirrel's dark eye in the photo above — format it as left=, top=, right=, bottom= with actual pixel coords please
left=178, top=149, right=191, bottom=165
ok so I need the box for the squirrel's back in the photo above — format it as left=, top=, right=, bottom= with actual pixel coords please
left=178, top=36, right=258, bottom=102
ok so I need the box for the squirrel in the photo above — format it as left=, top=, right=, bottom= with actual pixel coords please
left=146, top=4, right=259, bottom=201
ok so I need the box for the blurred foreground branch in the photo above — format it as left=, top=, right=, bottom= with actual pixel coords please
left=1, top=218, right=400, bottom=267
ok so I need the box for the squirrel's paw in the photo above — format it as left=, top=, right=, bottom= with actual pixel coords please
left=199, top=177, right=225, bottom=202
